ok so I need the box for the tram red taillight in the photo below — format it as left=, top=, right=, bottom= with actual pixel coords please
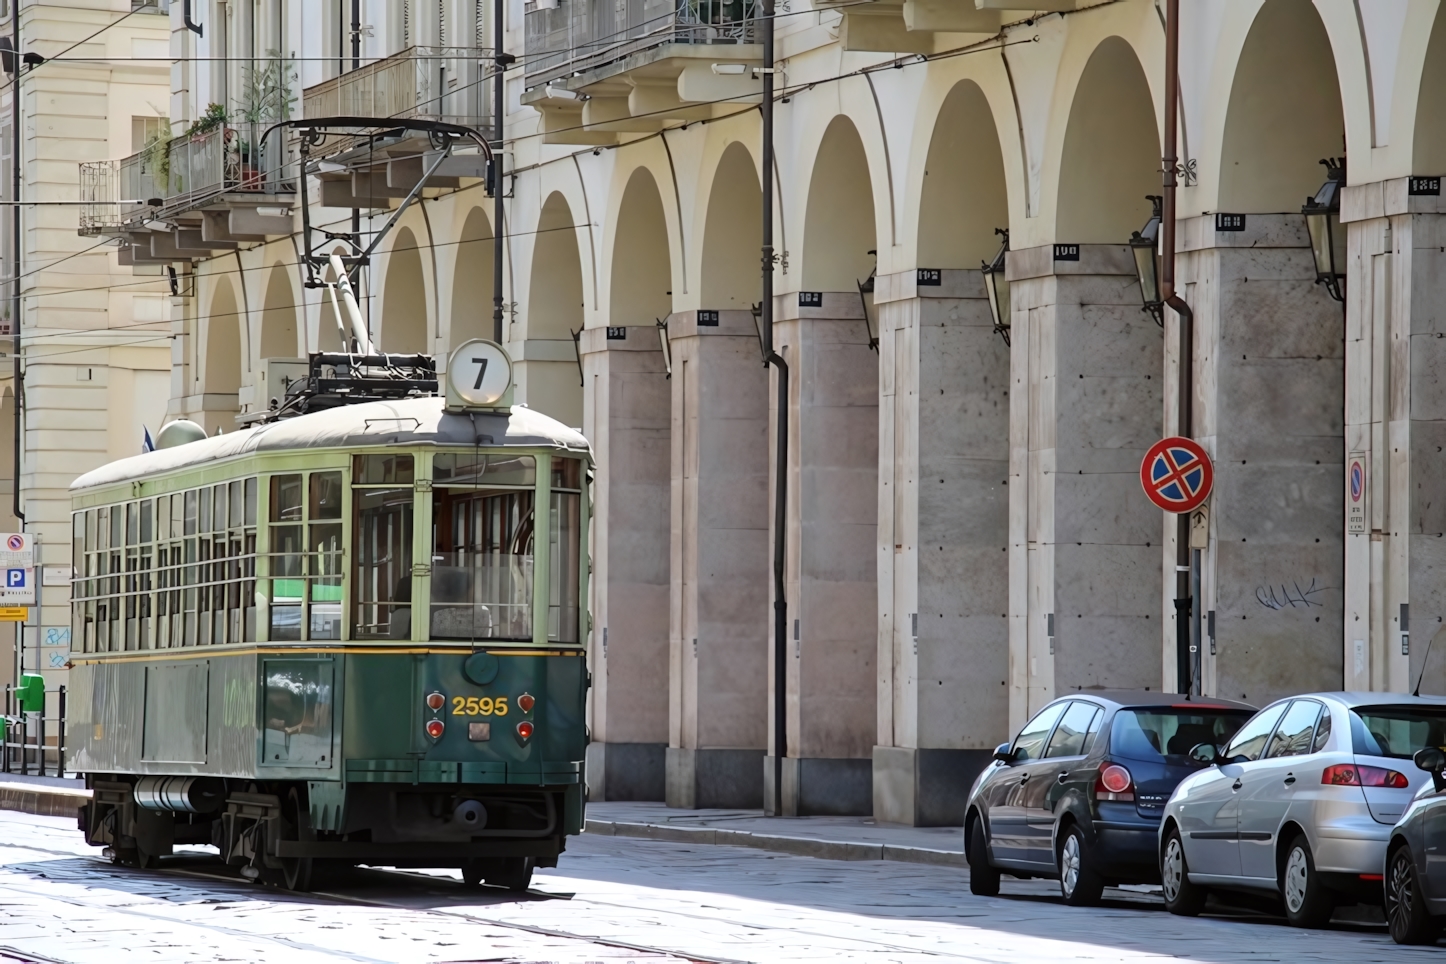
left=426, top=692, right=446, bottom=711
left=426, top=719, right=445, bottom=739
left=516, top=721, right=534, bottom=741
left=518, top=693, right=535, bottom=713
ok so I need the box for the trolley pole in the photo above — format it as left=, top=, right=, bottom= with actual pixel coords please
left=758, top=0, right=788, bottom=818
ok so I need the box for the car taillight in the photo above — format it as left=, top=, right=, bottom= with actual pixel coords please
left=518, top=693, right=536, bottom=713
left=426, top=692, right=445, bottom=711
left=1321, top=764, right=1409, bottom=788
left=1095, top=763, right=1134, bottom=801
left=516, top=721, right=534, bottom=741
left=426, top=719, right=445, bottom=739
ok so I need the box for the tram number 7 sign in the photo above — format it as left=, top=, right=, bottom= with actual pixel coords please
left=1140, top=437, right=1213, bottom=514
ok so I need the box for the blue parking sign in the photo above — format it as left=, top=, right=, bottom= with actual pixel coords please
left=6, top=569, right=24, bottom=588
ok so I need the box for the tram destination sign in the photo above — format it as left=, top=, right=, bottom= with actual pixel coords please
left=446, top=339, right=514, bottom=409
left=0, top=533, right=34, bottom=610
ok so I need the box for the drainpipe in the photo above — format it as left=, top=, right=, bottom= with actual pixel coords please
left=11, top=5, right=21, bottom=529
left=759, top=0, right=788, bottom=817
left=492, top=3, right=507, bottom=345
left=1161, top=0, right=1195, bottom=695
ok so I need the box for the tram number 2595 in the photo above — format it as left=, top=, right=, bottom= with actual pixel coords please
left=453, top=696, right=509, bottom=717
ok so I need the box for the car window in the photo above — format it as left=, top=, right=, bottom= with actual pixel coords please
left=1224, top=703, right=1289, bottom=763
left=1109, top=706, right=1252, bottom=763
left=1265, top=700, right=1324, bottom=759
left=1311, top=710, right=1332, bottom=752
left=1350, top=705, right=1446, bottom=759
left=1012, top=702, right=1068, bottom=762
left=1045, top=702, right=1103, bottom=758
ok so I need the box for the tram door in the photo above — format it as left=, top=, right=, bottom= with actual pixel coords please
left=353, top=455, right=415, bottom=639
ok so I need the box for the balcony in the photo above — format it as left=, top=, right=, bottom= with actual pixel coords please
left=522, top=0, right=762, bottom=144
left=302, top=46, right=495, bottom=137
left=79, top=119, right=292, bottom=254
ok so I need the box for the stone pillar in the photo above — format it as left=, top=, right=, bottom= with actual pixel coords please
left=872, top=269, right=1009, bottom=826
left=1341, top=179, right=1446, bottom=693
left=1009, top=245, right=1164, bottom=732
left=579, top=325, right=671, bottom=801
left=1176, top=214, right=1344, bottom=704
left=760, top=292, right=877, bottom=817
left=666, top=309, right=769, bottom=808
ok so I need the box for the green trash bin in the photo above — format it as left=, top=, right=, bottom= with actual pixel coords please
left=16, top=674, right=43, bottom=713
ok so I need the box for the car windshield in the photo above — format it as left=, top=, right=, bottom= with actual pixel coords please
left=1350, top=705, right=1446, bottom=759
left=1110, top=707, right=1253, bottom=764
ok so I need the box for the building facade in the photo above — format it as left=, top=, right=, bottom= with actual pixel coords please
left=93, top=0, right=1446, bottom=822
left=6, top=0, right=172, bottom=690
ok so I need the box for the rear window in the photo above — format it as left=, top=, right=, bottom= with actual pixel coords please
left=1351, top=705, right=1446, bottom=760
left=1110, top=707, right=1253, bottom=764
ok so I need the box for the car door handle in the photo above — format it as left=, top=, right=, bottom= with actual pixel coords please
left=1018, top=773, right=1030, bottom=784
left=1232, top=779, right=1242, bottom=791
left=1283, top=773, right=1296, bottom=786
left=1057, top=771, right=1069, bottom=783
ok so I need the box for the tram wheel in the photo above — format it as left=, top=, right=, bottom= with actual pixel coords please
left=489, top=857, right=534, bottom=892
left=276, top=788, right=315, bottom=892
left=461, top=860, right=485, bottom=887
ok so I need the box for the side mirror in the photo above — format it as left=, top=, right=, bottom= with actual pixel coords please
left=1189, top=742, right=1222, bottom=766
left=1415, top=748, right=1446, bottom=792
left=992, top=742, right=1014, bottom=764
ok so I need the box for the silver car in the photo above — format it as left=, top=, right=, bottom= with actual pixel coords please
left=1158, top=692, right=1446, bottom=927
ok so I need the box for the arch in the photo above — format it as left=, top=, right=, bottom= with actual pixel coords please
left=528, top=192, right=585, bottom=340
left=700, top=142, right=761, bottom=309
left=917, top=81, right=1009, bottom=269
left=204, top=277, right=242, bottom=394
left=1415, top=9, right=1446, bottom=174
left=1056, top=37, right=1162, bottom=244
left=1219, top=0, right=1344, bottom=213
left=451, top=207, right=495, bottom=347
left=610, top=168, right=672, bottom=324
left=259, top=263, right=299, bottom=358
left=801, top=116, right=876, bottom=291
left=381, top=227, right=428, bottom=353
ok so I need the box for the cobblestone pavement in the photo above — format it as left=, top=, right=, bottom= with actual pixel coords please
left=0, top=809, right=1435, bottom=963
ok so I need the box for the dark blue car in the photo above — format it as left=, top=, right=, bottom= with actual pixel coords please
left=964, top=691, right=1255, bottom=905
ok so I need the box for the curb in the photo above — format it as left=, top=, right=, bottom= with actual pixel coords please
left=584, top=819, right=966, bottom=867
left=0, top=780, right=90, bottom=820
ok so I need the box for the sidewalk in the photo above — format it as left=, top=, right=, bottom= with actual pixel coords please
left=0, top=771, right=88, bottom=819
left=584, top=802, right=965, bottom=866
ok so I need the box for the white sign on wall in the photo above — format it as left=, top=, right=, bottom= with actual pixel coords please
left=1347, top=452, right=1368, bottom=534
left=0, top=533, right=35, bottom=606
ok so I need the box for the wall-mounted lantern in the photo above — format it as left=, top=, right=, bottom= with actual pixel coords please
left=1302, top=158, right=1345, bottom=302
left=981, top=228, right=1010, bottom=346
left=656, top=317, right=672, bottom=378
left=856, top=248, right=879, bottom=352
left=1130, top=195, right=1164, bottom=327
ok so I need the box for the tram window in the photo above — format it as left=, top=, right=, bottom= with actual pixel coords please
left=271, top=475, right=302, bottom=522
left=172, top=493, right=184, bottom=538
left=309, top=522, right=342, bottom=640
left=199, top=486, right=212, bottom=533
left=549, top=491, right=581, bottom=643
left=551, top=458, right=582, bottom=492
left=310, top=472, right=342, bottom=520
left=110, top=504, right=123, bottom=548
left=126, top=502, right=138, bottom=546
left=434, top=453, right=535, bottom=487
left=353, top=485, right=414, bottom=640
left=97, top=507, right=108, bottom=550
left=354, top=454, right=414, bottom=486
left=140, top=499, right=153, bottom=544
left=244, top=477, right=257, bottom=526
left=213, top=485, right=227, bottom=532
left=430, top=485, right=535, bottom=642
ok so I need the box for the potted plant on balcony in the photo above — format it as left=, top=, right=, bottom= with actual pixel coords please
left=233, top=51, right=298, bottom=188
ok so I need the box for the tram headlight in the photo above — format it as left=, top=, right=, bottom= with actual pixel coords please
left=426, top=719, right=445, bottom=740
left=426, top=691, right=446, bottom=712
left=516, top=721, right=534, bottom=742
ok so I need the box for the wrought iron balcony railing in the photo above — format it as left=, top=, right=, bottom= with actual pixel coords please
left=524, top=0, right=756, bottom=89
left=302, top=45, right=495, bottom=133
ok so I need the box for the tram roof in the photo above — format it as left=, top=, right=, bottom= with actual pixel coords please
left=71, top=397, right=590, bottom=492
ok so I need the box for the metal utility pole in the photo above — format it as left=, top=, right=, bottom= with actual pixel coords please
left=1160, top=0, right=1197, bottom=695
left=11, top=3, right=22, bottom=529
left=349, top=0, right=361, bottom=289
left=758, top=0, right=788, bottom=817
left=492, top=0, right=507, bottom=345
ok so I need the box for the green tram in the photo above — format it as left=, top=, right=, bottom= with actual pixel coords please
left=68, top=350, right=590, bottom=891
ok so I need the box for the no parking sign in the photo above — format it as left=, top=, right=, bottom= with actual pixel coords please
left=1140, top=437, right=1213, bottom=514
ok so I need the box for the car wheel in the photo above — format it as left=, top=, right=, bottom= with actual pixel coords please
left=1160, top=826, right=1207, bottom=917
left=1280, top=835, right=1334, bottom=929
left=1057, top=823, right=1104, bottom=907
left=968, top=818, right=1001, bottom=897
left=1386, top=845, right=1441, bottom=945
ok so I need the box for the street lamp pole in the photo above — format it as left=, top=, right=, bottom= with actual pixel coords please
left=758, top=0, right=788, bottom=817
left=1160, top=0, right=1196, bottom=695
left=10, top=2, right=21, bottom=530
